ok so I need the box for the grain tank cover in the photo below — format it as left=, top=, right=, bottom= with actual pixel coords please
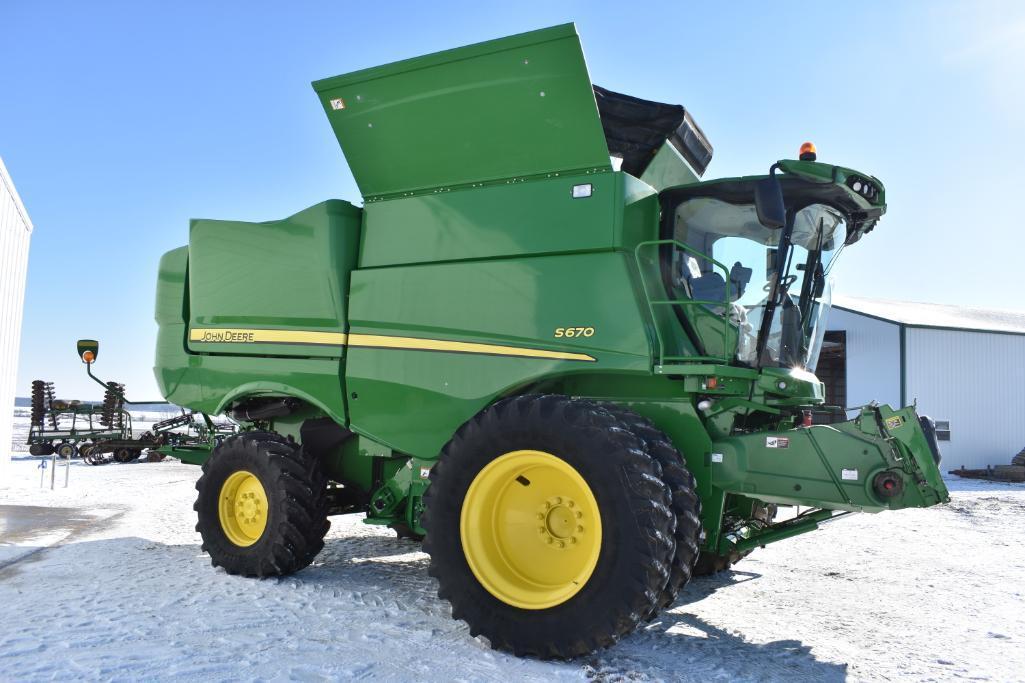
left=312, top=24, right=611, bottom=199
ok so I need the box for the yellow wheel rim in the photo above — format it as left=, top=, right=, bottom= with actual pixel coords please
left=218, top=470, right=269, bottom=547
left=460, top=450, right=602, bottom=610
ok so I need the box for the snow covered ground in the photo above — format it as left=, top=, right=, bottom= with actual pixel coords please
left=3, top=412, right=1025, bottom=681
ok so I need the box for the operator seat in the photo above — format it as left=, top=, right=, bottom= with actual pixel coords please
left=688, top=261, right=753, bottom=304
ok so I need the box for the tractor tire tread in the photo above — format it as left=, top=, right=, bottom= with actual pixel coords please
left=598, top=403, right=702, bottom=619
left=422, top=394, right=675, bottom=659
left=194, top=432, right=329, bottom=577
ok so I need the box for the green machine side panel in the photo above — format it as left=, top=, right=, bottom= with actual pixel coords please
left=154, top=245, right=348, bottom=424
left=359, top=172, right=617, bottom=268
left=312, top=23, right=611, bottom=199
left=344, top=252, right=652, bottom=458
left=187, top=200, right=361, bottom=358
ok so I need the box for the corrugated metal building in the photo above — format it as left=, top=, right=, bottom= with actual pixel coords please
left=0, top=157, right=33, bottom=472
left=823, top=295, right=1025, bottom=471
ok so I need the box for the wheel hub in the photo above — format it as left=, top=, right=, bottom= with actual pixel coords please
left=460, top=450, right=602, bottom=609
left=218, top=470, right=268, bottom=547
left=539, top=496, right=584, bottom=548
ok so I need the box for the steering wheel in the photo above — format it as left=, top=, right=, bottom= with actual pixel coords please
left=763, top=275, right=797, bottom=292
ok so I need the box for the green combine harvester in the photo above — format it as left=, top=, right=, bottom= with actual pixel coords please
left=138, top=24, right=949, bottom=657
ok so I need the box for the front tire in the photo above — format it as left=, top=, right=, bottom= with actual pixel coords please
left=423, top=395, right=675, bottom=658
left=194, top=432, right=329, bottom=577
left=599, top=405, right=701, bottom=619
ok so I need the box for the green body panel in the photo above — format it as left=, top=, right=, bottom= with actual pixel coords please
left=154, top=243, right=349, bottom=424
left=710, top=408, right=943, bottom=513
left=638, top=142, right=701, bottom=192
left=159, top=446, right=212, bottom=466
left=358, top=172, right=618, bottom=268
left=345, top=249, right=652, bottom=457
left=151, top=23, right=949, bottom=546
left=187, top=200, right=360, bottom=358
left=312, top=24, right=610, bottom=200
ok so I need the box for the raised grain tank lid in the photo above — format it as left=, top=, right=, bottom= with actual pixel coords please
left=312, top=24, right=612, bottom=200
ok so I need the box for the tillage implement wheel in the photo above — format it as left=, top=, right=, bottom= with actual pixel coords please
left=422, top=395, right=701, bottom=658
left=112, top=447, right=141, bottom=463
left=194, top=432, right=330, bottom=577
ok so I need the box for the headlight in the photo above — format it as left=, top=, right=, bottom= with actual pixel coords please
left=847, top=175, right=878, bottom=200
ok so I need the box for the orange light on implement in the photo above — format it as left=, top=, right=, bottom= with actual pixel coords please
left=82, top=350, right=95, bottom=363
left=707, top=377, right=719, bottom=390
left=799, top=142, right=817, bottom=161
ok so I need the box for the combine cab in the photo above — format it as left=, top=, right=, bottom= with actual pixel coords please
left=149, top=24, right=949, bottom=658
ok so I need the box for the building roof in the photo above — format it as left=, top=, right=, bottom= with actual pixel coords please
left=833, top=295, right=1025, bottom=335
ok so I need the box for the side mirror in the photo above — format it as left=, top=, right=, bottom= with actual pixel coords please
left=77, top=339, right=99, bottom=364
left=755, top=176, right=786, bottom=229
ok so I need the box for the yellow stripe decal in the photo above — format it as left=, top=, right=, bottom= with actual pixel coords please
left=347, top=334, right=595, bottom=362
left=188, top=328, right=595, bottom=362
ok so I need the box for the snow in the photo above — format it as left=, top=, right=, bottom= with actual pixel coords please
left=3, top=411, right=1025, bottom=681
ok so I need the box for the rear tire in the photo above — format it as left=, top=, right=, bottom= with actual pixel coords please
left=423, top=395, right=675, bottom=658
left=194, top=432, right=329, bottom=577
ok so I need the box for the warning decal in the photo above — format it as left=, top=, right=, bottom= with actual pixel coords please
left=766, top=436, right=790, bottom=449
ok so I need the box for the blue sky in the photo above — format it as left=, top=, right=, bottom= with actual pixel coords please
left=3, top=1, right=1023, bottom=398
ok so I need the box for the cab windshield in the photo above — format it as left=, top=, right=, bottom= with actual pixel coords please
left=670, top=198, right=847, bottom=369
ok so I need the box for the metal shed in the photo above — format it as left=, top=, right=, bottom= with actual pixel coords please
left=0, top=157, right=33, bottom=473
left=824, top=295, right=1025, bottom=470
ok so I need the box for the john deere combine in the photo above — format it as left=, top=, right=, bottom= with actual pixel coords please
left=144, top=24, right=948, bottom=657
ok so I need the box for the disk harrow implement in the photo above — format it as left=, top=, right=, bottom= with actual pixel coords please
left=27, top=378, right=133, bottom=460
left=30, top=342, right=238, bottom=465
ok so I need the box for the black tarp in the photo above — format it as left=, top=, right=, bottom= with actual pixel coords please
left=593, top=85, right=713, bottom=178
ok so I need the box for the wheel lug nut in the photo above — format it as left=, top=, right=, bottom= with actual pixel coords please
left=557, top=541, right=564, bottom=548
left=537, top=513, right=545, bottom=520
left=554, top=497, right=562, bottom=505
left=546, top=537, right=553, bottom=544
left=567, top=500, right=574, bottom=508
left=577, top=525, right=584, bottom=533
left=575, top=511, right=583, bottom=518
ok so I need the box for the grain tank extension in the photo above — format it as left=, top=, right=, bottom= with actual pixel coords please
left=150, top=24, right=949, bottom=658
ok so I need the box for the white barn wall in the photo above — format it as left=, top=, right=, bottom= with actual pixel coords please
left=0, top=158, right=33, bottom=473
left=826, top=307, right=901, bottom=409
left=905, top=327, right=1025, bottom=471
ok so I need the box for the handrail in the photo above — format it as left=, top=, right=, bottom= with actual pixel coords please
left=633, top=239, right=735, bottom=367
